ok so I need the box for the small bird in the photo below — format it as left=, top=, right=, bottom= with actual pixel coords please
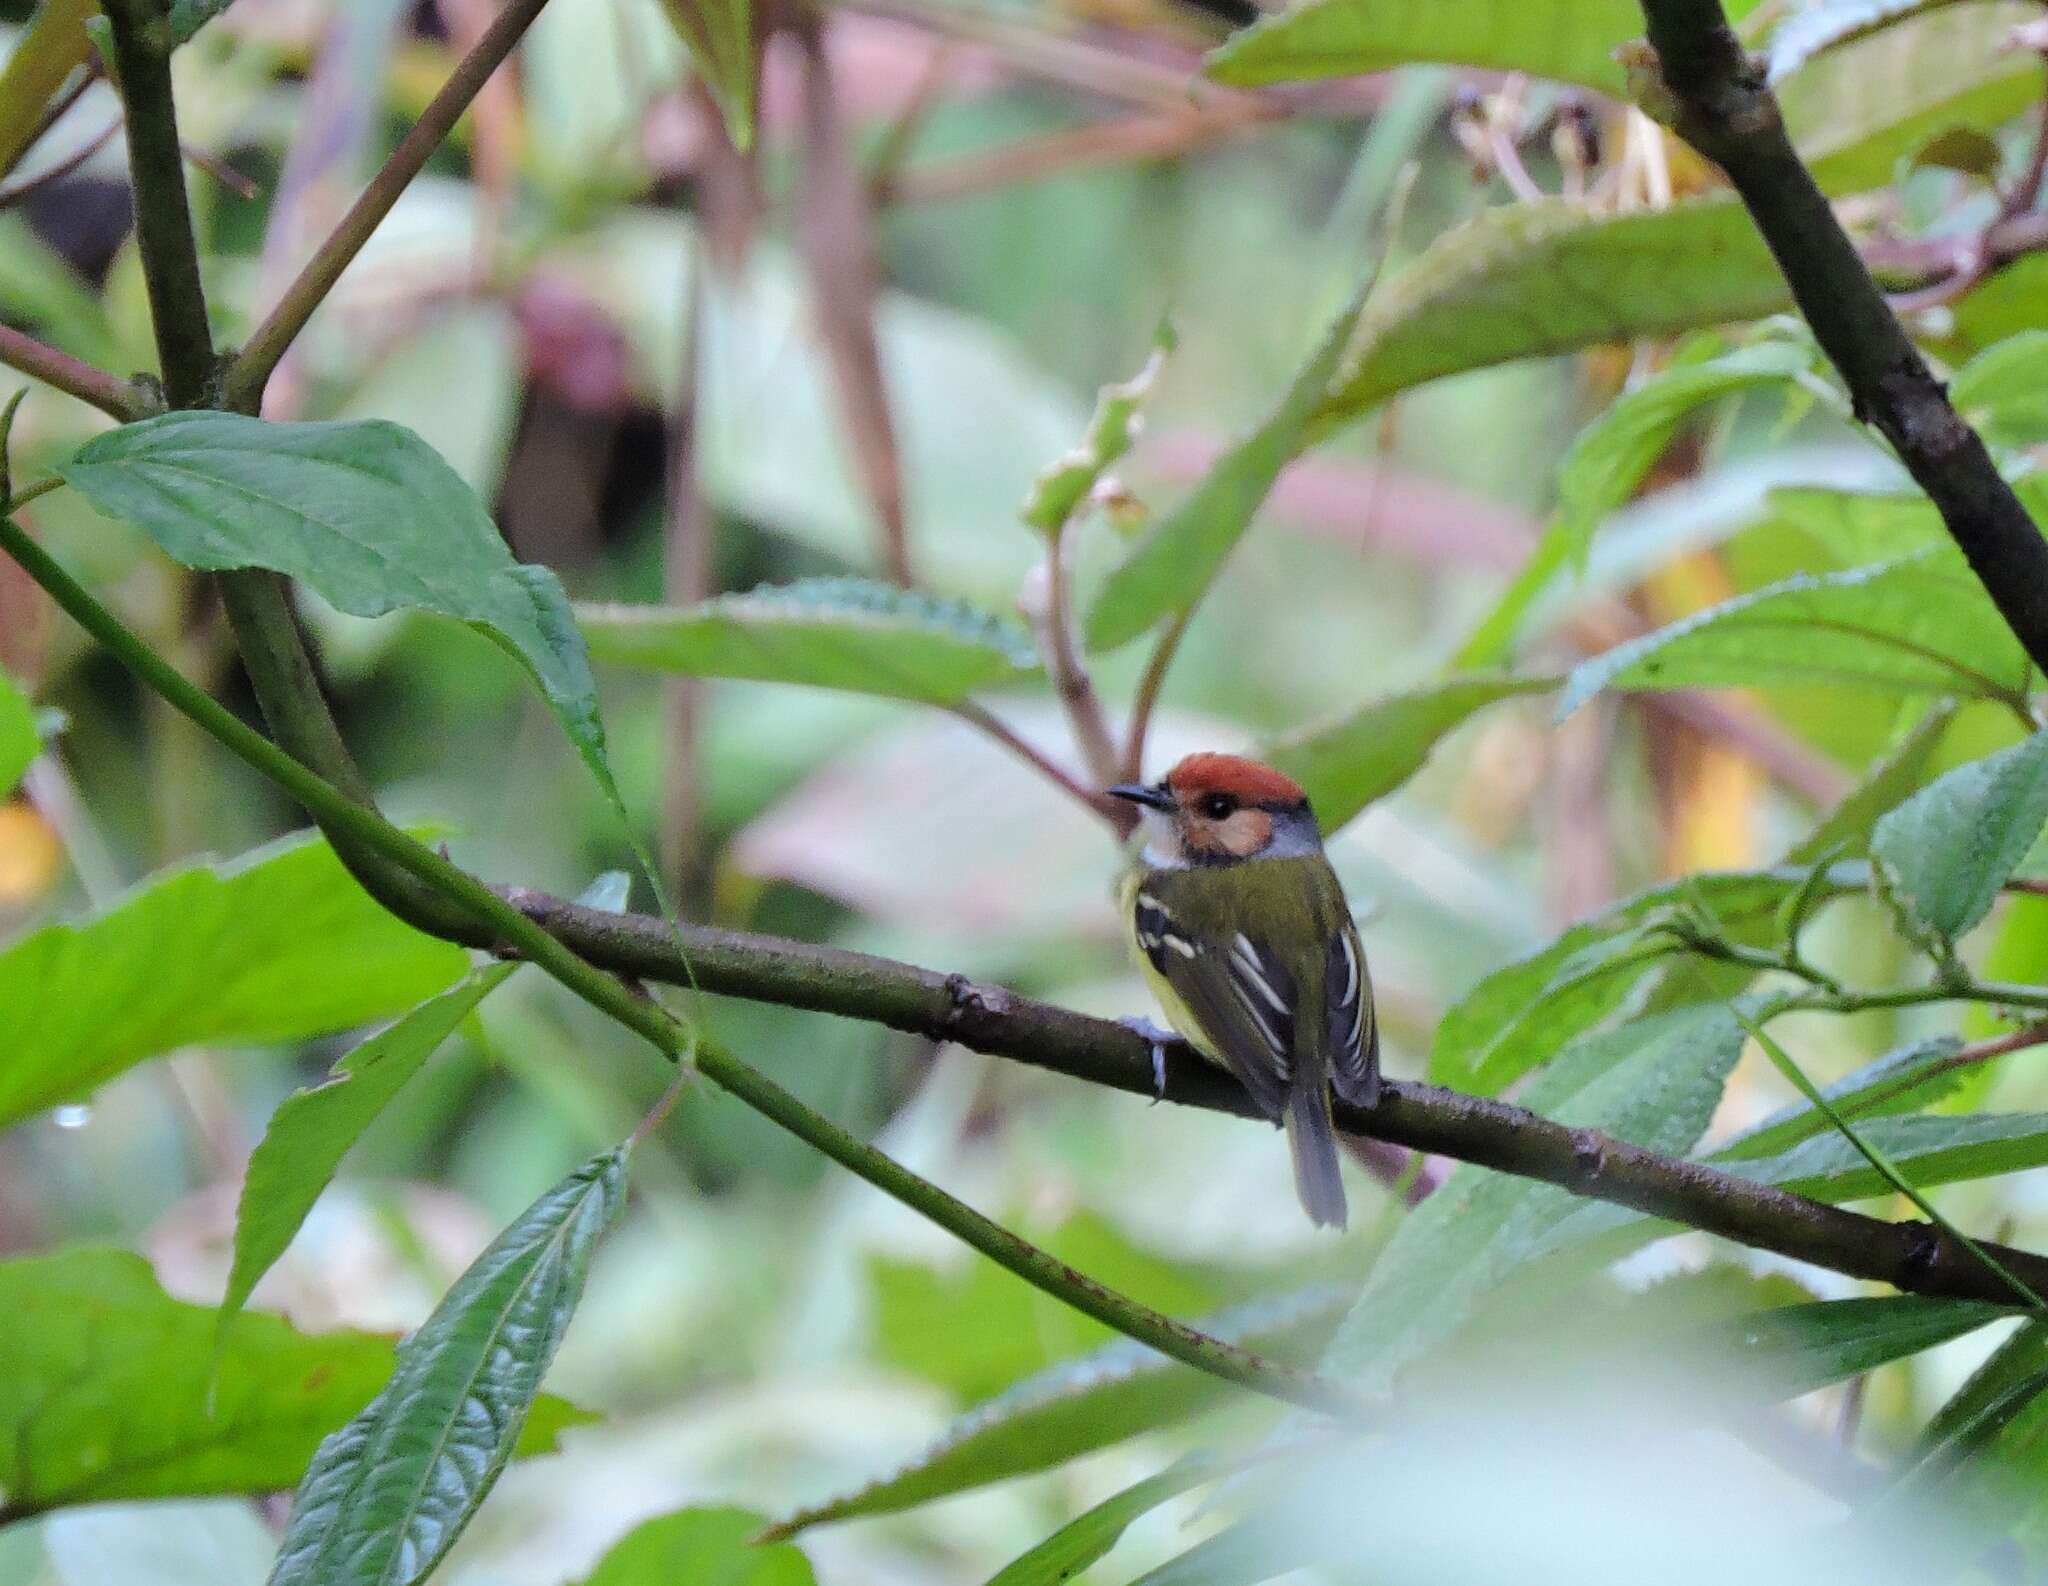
left=1108, top=753, right=1379, bottom=1228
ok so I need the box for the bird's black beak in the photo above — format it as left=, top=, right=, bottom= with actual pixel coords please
left=1107, top=781, right=1175, bottom=811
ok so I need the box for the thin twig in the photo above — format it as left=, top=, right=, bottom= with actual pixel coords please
left=222, top=0, right=557, bottom=413
left=0, top=119, right=117, bottom=208
left=947, top=697, right=1123, bottom=825
left=0, top=324, right=143, bottom=419
left=1122, top=605, right=1190, bottom=781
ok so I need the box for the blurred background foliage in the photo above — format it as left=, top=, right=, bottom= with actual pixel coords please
left=11, top=0, right=2048, bottom=1579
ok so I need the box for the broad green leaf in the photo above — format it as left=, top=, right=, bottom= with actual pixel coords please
left=1323, top=1004, right=1747, bottom=1396
left=0, top=1249, right=585, bottom=1522
left=1872, top=732, right=2048, bottom=944
left=1716, top=1295, right=2014, bottom=1399
left=1205, top=0, right=1640, bottom=94
left=1767, top=0, right=1973, bottom=78
left=221, top=965, right=518, bottom=1331
left=1429, top=867, right=1852, bottom=1094
left=0, top=0, right=98, bottom=180
left=269, top=1148, right=627, bottom=1586
left=983, top=1454, right=1226, bottom=1586
left=578, top=1507, right=814, bottom=1586
left=1317, top=198, right=1788, bottom=425
left=1786, top=702, right=1955, bottom=864
left=1724, top=1111, right=2048, bottom=1200
left=1718, top=1037, right=1970, bottom=1161
left=1084, top=269, right=1379, bottom=652
left=1264, top=673, right=1557, bottom=833
left=1779, top=2, right=2042, bottom=195
left=1767, top=485, right=1947, bottom=569
left=653, top=0, right=755, bottom=151
left=1952, top=330, right=2048, bottom=449
left=1557, top=341, right=1813, bottom=563
left=764, top=1287, right=1344, bottom=1537
left=59, top=413, right=622, bottom=811
left=1558, top=553, right=2032, bottom=717
left=0, top=665, right=37, bottom=797
left=578, top=579, right=1039, bottom=704
left=1022, top=326, right=1172, bottom=536
left=0, top=832, right=467, bottom=1129
left=1884, top=1319, right=2048, bottom=1550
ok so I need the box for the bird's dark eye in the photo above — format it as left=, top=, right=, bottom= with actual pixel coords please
left=1198, top=792, right=1236, bottom=820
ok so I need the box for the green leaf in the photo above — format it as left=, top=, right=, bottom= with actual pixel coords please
left=577, top=1507, right=814, bottom=1586
left=1022, top=326, right=1172, bottom=536
left=221, top=965, right=519, bottom=1332
left=1716, top=1295, right=2016, bottom=1399
left=0, top=665, right=38, bottom=797
left=653, top=0, right=755, bottom=152
left=983, top=1454, right=1226, bottom=1586
left=1769, top=485, right=1947, bottom=569
left=0, top=0, right=98, bottom=179
left=166, top=0, right=240, bottom=45
left=0, top=1248, right=586, bottom=1522
left=1205, top=0, right=1641, bottom=94
left=0, top=832, right=467, bottom=1129
left=1264, top=674, right=1556, bottom=833
left=1952, top=330, right=2048, bottom=449
left=764, top=1287, right=1344, bottom=1537
left=1717, top=1036, right=1970, bottom=1161
left=1766, top=0, right=1971, bottom=78
left=1558, top=553, right=2032, bottom=716
left=59, top=413, right=622, bottom=813
left=1316, top=198, right=1788, bottom=425
left=1785, top=702, right=1956, bottom=864
left=1430, top=867, right=1848, bottom=1095
left=1882, top=1318, right=2048, bottom=1549
left=268, top=1148, right=628, bottom=1586
left=1557, top=341, right=1814, bottom=563
left=1724, top=1111, right=2048, bottom=1200
left=1872, top=732, right=2048, bottom=944
left=1323, top=1004, right=1747, bottom=1396
left=578, top=579, right=1040, bottom=705
left=1083, top=273, right=1378, bottom=652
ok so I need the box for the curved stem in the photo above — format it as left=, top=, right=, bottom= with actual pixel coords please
left=1122, top=606, right=1191, bottom=781
left=0, top=324, right=143, bottom=422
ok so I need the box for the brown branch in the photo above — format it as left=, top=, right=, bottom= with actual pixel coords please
left=1632, top=0, right=2048, bottom=678
left=0, top=323, right=144, bottom=420
left=501, top=886, right=2048, bottom=1307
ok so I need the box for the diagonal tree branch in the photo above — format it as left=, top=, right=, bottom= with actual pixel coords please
left=1631, top=0, right=2048, bottom=679
left=0, top=324, right=145, bottom=420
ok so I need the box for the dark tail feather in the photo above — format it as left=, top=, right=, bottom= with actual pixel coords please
left=1285, top=1081, right=1348, bottom=1229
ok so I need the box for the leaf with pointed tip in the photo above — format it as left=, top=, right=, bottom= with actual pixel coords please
left=577, top=1507, right=814, bottom=1585
left=654, top=0, right=755, bottom=151
left=59, top=413, right=624, bottom=817
left=578, top=578, right=1039, bottom=704
left=1559, top=553, right=2032, bottom=717
left=0, top=1248, right=587, bottom=1523
left=0, top=832, right=467, bottom=1129
left=0, top=665, right=37, bottom=797
left=1315, top=198, right=1788, bottom=425
left=268, top=1149, right=628, bottom=1586
left=1264, top=674, right=1557, bottom=834
left=983, top=1454, right=1228, bottom=1586
left=1872, top=733, right=2048, bottom=946
left=1713, top=1296, right=2015, bottom=1400
left=221, top=965, right=519, bottom=1332
left=763, top=1287, right=1344, bottom=1538
left=1204, top=0, right=1641, bottom=94
left=1083, top=273, right=1378, bottom=652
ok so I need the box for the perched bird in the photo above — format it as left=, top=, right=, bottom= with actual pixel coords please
left=1108, top=753, right=1379, bottom=1228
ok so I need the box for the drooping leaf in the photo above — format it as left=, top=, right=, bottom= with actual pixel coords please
left=221, top=965, right=519, bottom=1331
left=654, top=0, right=755, bottom=150
left=1022, top=326, right=1173, bottom=536
left=577, top=1507, right=814, bottom=1586
left=0, top=665, right=38, bottom=797
left=1714, top=1295, right=2015, bottom=1399
left=1952, top=330, right=2048, bottom=449
left=0, top=832, right=467, bottom=1129
left=1558, top=553, right=2032, bottom=717
left=0, top=0, right=98, bottom=180
left=1083, top=270, right=1379, bottom=652
left=1872, top=732, right=2048, bottom=945
left=982, top=1454, right=1227, bottom=1586
left=1429, top=867, right=1855, bottom=1095
left=0, top=1249, right=586, bottom=1523
left=578, top=579, right=1039, bottom=704
left=1723, top=1111, right=2048, bottom=1200
left=1556, top=341, right=1814, bottom=563
left=1323, top=1004, right=1748, bottom=1396
left=1718, top=1037, right=1970, bottom=1161
left=1263, top=674, right=1557, bottom=833
left=59, top=413, right=624, bottom=812
left=1315, top=198, right=1788, bottom=425
left=268, top=1149, right=627, bottom=1586
left=1204, top=0, right=1641, bottom=94
left=764, top=1287, right=1344, bottom=1537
